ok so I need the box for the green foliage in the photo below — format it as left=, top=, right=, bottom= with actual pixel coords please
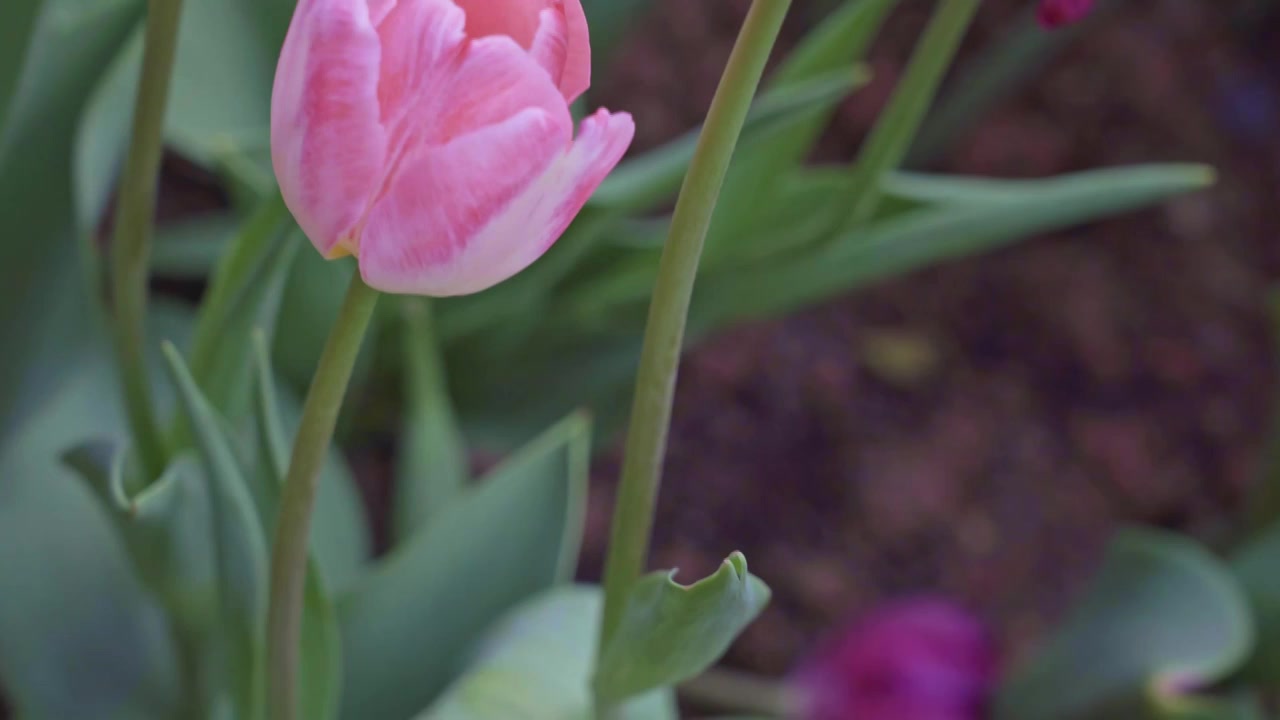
left=339, top=414, right=590, bottom=720
left=420, top=587, right=677, bottom=720
left=996, top=528, right=1255, bottom=720
left=395, top=299, right=469, bottom=541
left=594, top=553, right=771, bottom=704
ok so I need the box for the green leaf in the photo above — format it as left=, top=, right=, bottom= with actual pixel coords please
left=0, top=0, right=42, bottom=124
left=703, top=164, right=1216, bottom=324
left=590, top=68, right=868, bottom=213
left=1152, top=691, right=1265, bottom=720
left=580, top=0, right=654, bottom=76
left=395, top=299, right=469, bottom=541
left=0, top=351, right=183, bottom=720
left=419, top=587, right=676, bottom=720
left=995, top=528, right=1254, bottom=720
left=594, top=553, right=770, bottom=704
left=339, top=413, right=591, bottom=720
left=1229, top=519, right=1280, bottom=684
left=162, top=343, right=269, bottom=720
left=700, top=0, right=897, bottom=262
left=0, top=0, right=142, bottom=441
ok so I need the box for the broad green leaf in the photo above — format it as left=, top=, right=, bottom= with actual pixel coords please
left=340, top=414, right=591, bottom=720
left=73, top=24, right=141, bottom=232
left=0, top=345, right=182, bottom=720
left=703, top=164, right=1215, bottom=324
left=420, top=587, right=676, bottom=720
left=591, top=68, right=868, bottom=213
left=1229, top=518, right=1280, bottom=683
left=395, top=299, right=469, bottom=541
left=995, top=528, right=1254, bottom=720
left=594, top=553, right=771, bottom=704
left=162, top=344, right=269, bottom=720
left=0, top=0, right=42, bottom=124
left=0, top=0, right=141, bottom=441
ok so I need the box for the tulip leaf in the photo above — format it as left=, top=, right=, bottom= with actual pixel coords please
left=995, top=528, right=1254, bottom=720
left=592, top=68, right=868, bottom=213
left=1228, top=519, right=1280, bottom=684
left=394, top=299, right=469, bottom=542
left=594, top=553, right=771, bottom=704
left=1152, top=691, right=1265, bottom=720
left=701, top=0, right=899, bottom=262
left=419, top=587, right=676, bottom=720
left=339, top=413, right=590, bottom=720
left=0, top=0, right=141, bottom=441
left=580, top=0, right=655, bottom=75
left=702, top=163, right=1216, bottom=325
left=162, top=343, right=269, bottom=720
left=0, top=0, right=41, bottom=125
left=152, top=213, right=245, bottom=278
left=0, top=349, right=183, bottom=720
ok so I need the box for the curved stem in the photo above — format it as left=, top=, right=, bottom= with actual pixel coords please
left=596, top=0, right=793, bottom=679
left=266, top=272, right=379, bottom=720
left=109, top=0, right=187, bottom=480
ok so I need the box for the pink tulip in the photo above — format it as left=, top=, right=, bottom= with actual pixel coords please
left=1037, top=0, right=1095, bottom=29
left=792, top=598, right=998, bottom=720
left=271, top=0, right=635, bottom=296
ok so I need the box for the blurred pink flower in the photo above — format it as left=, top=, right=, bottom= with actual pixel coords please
left=1037, top=0, right=1095, bottom=29
left=271, top=0, right=634, bottom=296
left=792, top=598, right=998, bottom=720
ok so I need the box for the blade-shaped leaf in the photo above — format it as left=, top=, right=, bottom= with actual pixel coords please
left=162, top=343, right=269, bottom=720
left=339, top=413, right=590, bottom=720
left=0, top=0, right=41, bottom=124
left=591, top=68, right=868, bottom=213
left=0, top=352, right=183, bottom=720
left=395, top=299, right=469, bottom=541
left=703, top=164, right=1215, bottom=324
left=1152, top=691, right=1264, bottom=720
left=0, top=0, right=141, bottom=441
left=419, top=587, right=676, bottom=720
left=995, top=528, right=1254, bottom=720
left=594, top=553, right=771, bottom=704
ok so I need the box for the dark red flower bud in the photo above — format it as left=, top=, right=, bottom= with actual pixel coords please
left=1037, top=0, right=1095, bottom=29
left=792, top=598, right=998, bottom=720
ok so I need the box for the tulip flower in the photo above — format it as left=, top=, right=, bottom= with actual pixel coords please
left=792, top=598, right=998, bottom=720
left=271, top=0, right=635, bottom=296
left=1037, top=0, right=1095, bottom=29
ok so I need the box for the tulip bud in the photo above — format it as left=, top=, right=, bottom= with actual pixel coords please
left=792, top=598, right=998, bottom=720
left=271, top=0, right=635, bottom=296
left=1037, top=0, right=1095, bottom=29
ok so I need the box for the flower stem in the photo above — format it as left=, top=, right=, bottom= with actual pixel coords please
left=842, top=0, right=980, bottom=230
left=267, top=272, right=379, bottom=720
left=109, top=0, right=187, bottom=481
left=596, top=0, right=792, bottom=673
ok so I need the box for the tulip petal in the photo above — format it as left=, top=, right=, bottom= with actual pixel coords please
left=529, top=8, right=568, bottom=92
left=359, top=109, right=634, bottom=296
left=271, top=0, right=386, bottom=257
left=453, top=0, right=590, bottom=102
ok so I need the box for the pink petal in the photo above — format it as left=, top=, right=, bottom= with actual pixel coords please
left=271, top=0, right=387, bottom=257
left=359, top=108, right=634, bottom=296
left=452, top=0, right=591, bottom=102
left=374, top=0, right=467, bottom=150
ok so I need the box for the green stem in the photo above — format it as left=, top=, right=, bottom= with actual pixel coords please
left=109, top=0, right=187, bottom=480
left=679, top=667, right=799, bottom=718
left=266, top=272, right=379, bottom=720
left=842, top=0, right=980, bottom=229
left=596, top=0, right=792, bottom=679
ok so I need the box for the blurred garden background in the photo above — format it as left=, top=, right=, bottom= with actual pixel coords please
left=4, top=0, right=1280, bottom=716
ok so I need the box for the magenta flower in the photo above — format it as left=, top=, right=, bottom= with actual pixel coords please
left=271, top=0, right=635, bottom=296
left=792, top=598, right=998, bottom=720
left=1037, top=0, right=1095, bottom=29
